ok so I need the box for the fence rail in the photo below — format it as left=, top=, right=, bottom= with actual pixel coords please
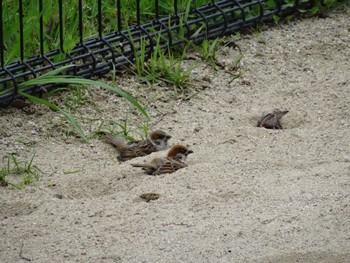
left=0, top=0, right=317, bottom=106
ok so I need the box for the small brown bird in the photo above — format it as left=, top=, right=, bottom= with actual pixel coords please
left=131, top=145, right=193, bottom=175
left=258, top=110, right=289, bottom=129
left=105, top=130, right=171, bottom=162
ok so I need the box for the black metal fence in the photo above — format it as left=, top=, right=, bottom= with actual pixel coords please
left=0, top=0, right=317, bottom=106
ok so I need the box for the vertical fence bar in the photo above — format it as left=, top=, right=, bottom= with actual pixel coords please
left=117, top=0, right=122, bottom=32
left=0, top=0, right=4, bottom=67
left=174, top=0, right=178, bottom=15
left=136, top=0, right=141, bottom=26
left=98, top=0, right=102, bottom=38
left=39, top=0, right=44, bottom=56
left=276, top=0, right=282, bottom=14
left=294, top=0, right=300, bottom=11
left=79, top=0, right=83, bottom=43
left=97, top=0, right=115, bottom=64
left=155, top=0, right=173, bottom=47
left=0, top=0, right=19, bottom=97
left=59, top=0, right=64, bottom=52
left=75, top=0, right=97, bottom=72
left=17, top=0, right=37, bottom=94
left=155, top=0, right=159, bottom=20
left=19, top=0, right=24, bottom=61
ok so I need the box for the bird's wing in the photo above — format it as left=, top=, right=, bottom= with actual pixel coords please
left=132, top=158, right=167, bottom=175
left=153, top=159, right=188, bottom=175
left=258, top=113, right=276, bottom=127
left=118, top=140, right=157, bottom=161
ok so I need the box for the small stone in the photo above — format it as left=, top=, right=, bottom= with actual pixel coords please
left=140, top=193, right=160, bottom=202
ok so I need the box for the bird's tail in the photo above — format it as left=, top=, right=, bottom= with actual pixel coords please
left=104, top=134, right=126, bottom=153
left=131, top=163, right=153, bottom=168
left=131, top=163, right=155, bottom=175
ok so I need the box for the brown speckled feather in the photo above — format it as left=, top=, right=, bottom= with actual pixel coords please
left=104, top=134, right=157, bottom=162
left=153, top=158, right=188, bottom=175
left=258, top=110, right=288, bottom=129
left=131, top=145, right=193, bottom=175
left=118, top=143, right=157, bottom=162
left=131, top=158, right=187, bottom=175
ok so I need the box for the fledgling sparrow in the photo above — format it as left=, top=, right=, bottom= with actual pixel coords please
left=131, top=144, right=193, bottom=175
left=257, top=110, right=289, bottom=129
left=105, top=130, right=171, bottom=162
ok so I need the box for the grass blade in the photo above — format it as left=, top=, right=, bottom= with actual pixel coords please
left=18, top=91, right=86, bottom=141
left=20, top=76, right=148, bottom=118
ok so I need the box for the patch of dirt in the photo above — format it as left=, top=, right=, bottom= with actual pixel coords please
left=1, top=11, right=349, bottom=262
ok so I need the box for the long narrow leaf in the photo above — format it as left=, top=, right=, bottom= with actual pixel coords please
left=42, top=65, right=75, bottom=77
left=20, top=76, right=148, bottom=118
left=18, top=91, right=86, bottom=141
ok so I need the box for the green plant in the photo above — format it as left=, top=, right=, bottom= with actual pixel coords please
left=104, top=117, right=148, bottom=141
left=227, top=52, right=244, bottom=83
left=2, top=0, right=213, bottom=64
left=15, top=65, right=148, bottom=142
left=0, top=154, right=42, bottom=189
left=128, top=28, right=194, bottom=92
left=200, top=38, right=219, bottom=64
left=310, top=0, right=350, bottom=15
left=127, top=29, right=159, bottom=86
left=139, top=122, right=149, bottom=140
left=108, top=115, right=135, bottom=141
left=157, top=46, right=193, bottom=91
left=57, top=85, right=96, bottom=115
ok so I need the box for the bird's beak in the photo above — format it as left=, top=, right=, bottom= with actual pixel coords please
left=186, top=150, right=194, bottom=155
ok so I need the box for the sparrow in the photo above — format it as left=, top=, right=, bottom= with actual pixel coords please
left=131, top=144, right=193, bottom=175
left=105, top=130, right=171, bottom=162
left=257, top=110, right=289, bottom=129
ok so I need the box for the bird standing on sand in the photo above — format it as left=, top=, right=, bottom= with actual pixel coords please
left=105, top=130, right=171, bottom=162
left=131, top=145, right=193, bottom=175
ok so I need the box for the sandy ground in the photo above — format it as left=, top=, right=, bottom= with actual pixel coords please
left=1, top=11, right=350, bottom=263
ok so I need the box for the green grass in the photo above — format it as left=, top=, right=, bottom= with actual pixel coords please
left=1, top=0, right=347, bottom=67
left=127, top=28, right=195, bottom=93
left=0, top=154, right=42, bottom=189
left=15, top=65, right=148, bottom=142
left=101, top=115, right=150, bottom=142
left=1, top=0, right=213, bottom=64
left=108, top=115, right=136, bottom=141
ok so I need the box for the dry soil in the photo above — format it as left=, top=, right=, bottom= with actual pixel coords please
left=0, top=11, right=349, bottom=263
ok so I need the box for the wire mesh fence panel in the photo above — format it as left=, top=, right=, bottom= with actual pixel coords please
left=0, top=0, right=318, bottom=106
